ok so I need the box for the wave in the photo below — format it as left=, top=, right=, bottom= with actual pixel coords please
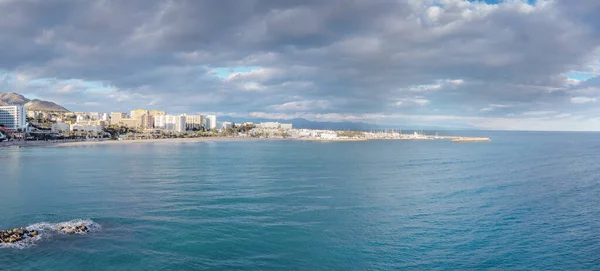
left=0, top=219, right=100, bottom=249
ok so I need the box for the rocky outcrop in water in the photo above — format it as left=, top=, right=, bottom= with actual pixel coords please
left=0, top=223, right=89, bottom=244
left=57, top=224, right=89, bottom=234
left=0, top=228, right=38, bottom=243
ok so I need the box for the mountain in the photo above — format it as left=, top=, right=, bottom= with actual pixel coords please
left=0, top=92, right=30, bottom=105
left=24, top=99, right=69, bottom=112
left=218, top=116, right=472, bottom=131
left=218, top=116, right=385, bottom=130
left=0, top=92, right=69, bottom=112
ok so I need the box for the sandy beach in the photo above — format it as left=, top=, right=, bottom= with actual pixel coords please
left=0, top=135, right=488, bottom=149
left=0, top=137, right=275, bottom=149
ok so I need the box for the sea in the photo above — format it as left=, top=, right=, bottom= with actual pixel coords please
left=1, top=131, right=599, bottom=270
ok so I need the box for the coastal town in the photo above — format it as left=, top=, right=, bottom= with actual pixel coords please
left=0, top=93, right=490, bottom=147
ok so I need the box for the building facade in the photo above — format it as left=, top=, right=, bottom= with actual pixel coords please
left=222, top=122, right=233, bottom=129
left=174, top=115, right=186, bottom=133
left=150, top=110, right=166, bottom=117
left=0, top=105, right=26, bottom=131
left=52, top=122, right=71, bottom=136
left=110, top=112, right=127, bottom=125
left=184, top=114, right=203, bottom=131
left=154, top=114, right=186, bottom=132
left=130, top=109, right=149, bottom=119
left=205, top=115, right=217, bottom=130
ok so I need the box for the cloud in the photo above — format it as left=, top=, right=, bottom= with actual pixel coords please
left=395, top=98, right=430, bottom=107
left=570, top=96, right=596, bottom=104
left=1, top=0, right=600, bottom=130
left=480, top=104, right=515, bottom=112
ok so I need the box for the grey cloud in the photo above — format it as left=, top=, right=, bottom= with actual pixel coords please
left=1, top=0, right=600, bottom=129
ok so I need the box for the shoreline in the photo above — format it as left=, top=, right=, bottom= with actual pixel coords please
left=0, top=137, right=280, bottom=149
left=0, top=135, right=491, bottom=149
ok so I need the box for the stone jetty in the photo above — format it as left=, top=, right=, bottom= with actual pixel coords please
left=0, top=228, right=38, bottom=243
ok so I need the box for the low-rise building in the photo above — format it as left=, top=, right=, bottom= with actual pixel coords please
left=52, top=122, right=71, bottom=136
left=71, top=123, right=104, bottom=137
left=222, top=122, right=233, bottom=129
left=320, top=132, right=338, bottom=139
left=258, top=122, right=280, bottom=129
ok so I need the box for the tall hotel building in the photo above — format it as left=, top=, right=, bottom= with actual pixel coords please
left=0, top=105, right=26, bottom=131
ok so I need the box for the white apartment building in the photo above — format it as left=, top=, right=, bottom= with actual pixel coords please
left=174, top=115, right=186, bottom=132
left=205, top=115, right=217, bottom=130
left=154, top=115, right=167, bottom=130
left=222, top=122, right=233, bottom=129
left=154, top=115, right=187, bottom=132
left=0, top=105, right=26, bottom=131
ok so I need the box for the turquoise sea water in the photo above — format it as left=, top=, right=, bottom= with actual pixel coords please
left=1, top=131, right=599, bottom=270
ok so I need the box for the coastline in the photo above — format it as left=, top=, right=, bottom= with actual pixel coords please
left=0, top=135, right=491, bottom=149
left=0, top=137, right=280, bottom=149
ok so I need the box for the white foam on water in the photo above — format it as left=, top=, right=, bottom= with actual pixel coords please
left=0, top=219, right=100, bottom=249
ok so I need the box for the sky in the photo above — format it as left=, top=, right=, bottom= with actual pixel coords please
left=1, top=0, right=600, bottom=131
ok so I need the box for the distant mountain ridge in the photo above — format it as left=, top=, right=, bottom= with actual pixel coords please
left=0, top=92, right=69, bottom=112
left=218, top=116, right=469, bottom=131
left=218, top=116, right=385, bottom=130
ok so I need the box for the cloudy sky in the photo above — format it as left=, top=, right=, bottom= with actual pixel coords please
left=1, top=0, right=600, bottom=130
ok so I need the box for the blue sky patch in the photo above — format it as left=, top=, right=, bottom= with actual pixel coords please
left=212, top=66, right=261, bottom=79
left=566, top=72, right=595, bottom=81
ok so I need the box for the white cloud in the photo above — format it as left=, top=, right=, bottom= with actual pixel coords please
left=480, top=104, right=514, bottom=112
left=570, top=96, right=596, bottom=104
left=395, top=97, right=430, bottom=107
left=269, top=100, right=330, bottom=111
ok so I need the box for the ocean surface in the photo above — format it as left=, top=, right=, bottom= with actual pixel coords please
left=1, top=131, right=599, bottom=270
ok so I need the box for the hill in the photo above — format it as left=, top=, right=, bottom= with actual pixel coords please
left=0, top=92, right=69, bottom=112
left=218, top=116, right=385, bottom=130
left=0, top=92, right=29, bottom=105
left=24, top=99, right=69, bottom=112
